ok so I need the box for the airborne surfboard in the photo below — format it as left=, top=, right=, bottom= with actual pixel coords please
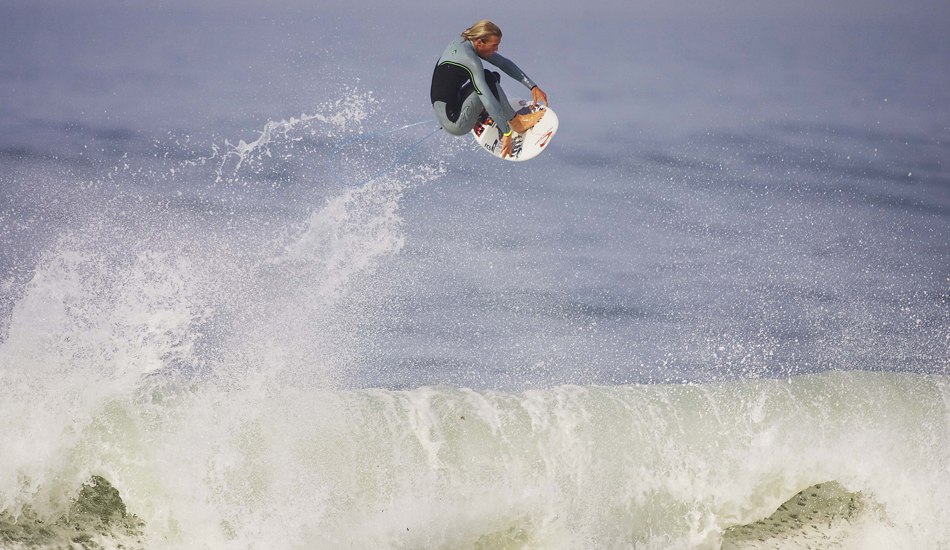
left=471, top=98, right=558, bottom=162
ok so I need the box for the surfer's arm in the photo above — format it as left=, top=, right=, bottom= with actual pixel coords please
left=485, top=53, right=537, bottom=90
left=531, top=85, right=548, bottom=107
left=500, top=133, right=513, bottom=159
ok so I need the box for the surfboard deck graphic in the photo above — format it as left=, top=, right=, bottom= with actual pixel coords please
left=471, top=98, right=559, bottom=162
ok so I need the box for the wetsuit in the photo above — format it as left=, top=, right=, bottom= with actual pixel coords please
left=430, top=36, right=537, bottom=136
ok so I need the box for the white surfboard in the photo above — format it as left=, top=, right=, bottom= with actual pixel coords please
left=471, top=98, right=558, bottom=162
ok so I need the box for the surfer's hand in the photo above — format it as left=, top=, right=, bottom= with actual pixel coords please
left=531, top=86, right=548, bottom=107
left=501, top=134, right=513, bottom=159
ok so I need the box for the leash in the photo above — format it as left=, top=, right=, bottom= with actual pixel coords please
left=330, top=120, right=441, bottom=187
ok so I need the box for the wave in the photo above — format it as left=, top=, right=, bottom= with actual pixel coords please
left=2, top=371, right=949, bottom=549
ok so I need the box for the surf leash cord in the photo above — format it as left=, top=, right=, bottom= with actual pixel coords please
left=330, top=120, right=441, bottom=187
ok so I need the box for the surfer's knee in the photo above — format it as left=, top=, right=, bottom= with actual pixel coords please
left=432, top=105, right=471, bottom=136
left=433, top=102, right=463, bottom=136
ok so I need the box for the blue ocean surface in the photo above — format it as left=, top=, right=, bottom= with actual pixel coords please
left=1, top=1, right=949, bottom=548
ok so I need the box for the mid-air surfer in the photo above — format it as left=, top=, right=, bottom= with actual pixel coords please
left=430, top=20, right=549, bottom=160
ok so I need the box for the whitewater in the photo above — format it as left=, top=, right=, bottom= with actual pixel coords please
left=2, top=2, right=949, bottom=549
left=4, top=353, right=950, bottom=548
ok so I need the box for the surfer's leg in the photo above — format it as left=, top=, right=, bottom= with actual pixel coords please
left=454, top=90, right=484, bottom=133
left=483, top=70, right=543, bottom=134
left=433, top=101, right=466, bottom=136
left=433, top=83, right=483, bottom=136
left=484, top=70, right=517, bottom=121
left=433, top=98, right=482, bottom=136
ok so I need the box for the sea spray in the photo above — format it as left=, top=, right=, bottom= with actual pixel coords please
left=1, top=92, right=450, bottom=548
left=0, top=246, right=208, bottom=520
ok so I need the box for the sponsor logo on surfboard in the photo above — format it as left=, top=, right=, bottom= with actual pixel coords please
left=473, top=111, right=492, bottom=138
left=511, top=135, right=525, bottom=157
left=537, top=130, right=554, bottom=148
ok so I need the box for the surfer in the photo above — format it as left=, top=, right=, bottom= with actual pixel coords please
left=431, top=20, right=549, bottom=159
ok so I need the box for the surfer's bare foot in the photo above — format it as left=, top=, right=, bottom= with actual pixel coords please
left=509, top=110, right=545, bottom=134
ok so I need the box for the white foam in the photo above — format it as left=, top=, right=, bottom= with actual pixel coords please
left=58, top=373, right=941, bottom=549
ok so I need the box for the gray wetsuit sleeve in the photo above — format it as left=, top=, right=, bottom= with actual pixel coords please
left=485, top=53, right=537, bottom=91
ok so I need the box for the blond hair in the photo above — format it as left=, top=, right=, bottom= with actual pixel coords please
left=460, top=20, right=502, bottom=43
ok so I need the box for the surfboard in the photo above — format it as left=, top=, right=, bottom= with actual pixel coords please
left=471, top=98, right=558, bottom=162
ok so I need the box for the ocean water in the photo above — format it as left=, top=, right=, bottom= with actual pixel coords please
left=1, top=2, right=949, bottom=549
